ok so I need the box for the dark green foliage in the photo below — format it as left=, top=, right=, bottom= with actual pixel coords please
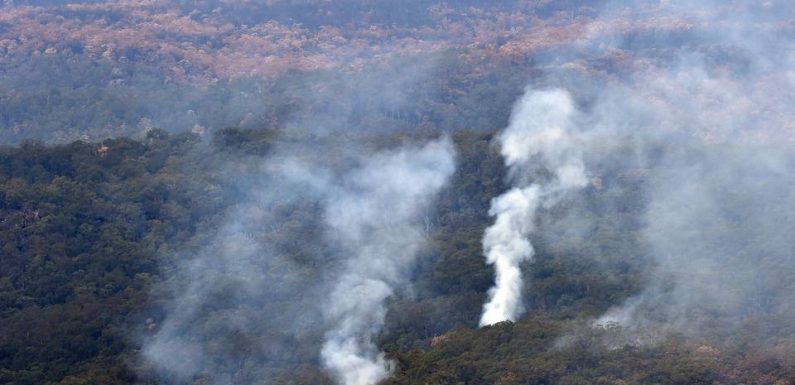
left=0, top=50, right=531, bottom=145
left=211, top=127, right=277, bottom=155
left=0, top=129, right=793, bottom=385
left=385, top=318, right=795, bottom=385
left=0, top=132, right=218, bottom=384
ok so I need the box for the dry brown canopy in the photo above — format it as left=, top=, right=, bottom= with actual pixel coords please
left=0, top=0, right=711, bottom=82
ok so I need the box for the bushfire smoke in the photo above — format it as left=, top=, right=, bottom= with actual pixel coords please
left=480, top=89, right=588, bottom=326
left=137, top=48, right=456, bottom=384
left=577, top=0, right=795, bottom=344
left=320, top=138, right=456, bottom=385
left=141, top=136, right=455, bottom=385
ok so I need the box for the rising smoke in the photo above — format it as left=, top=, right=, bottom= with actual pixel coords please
left=140, top=136, right=455, bottom=385
left=558, top=0, right=795, bottom=345
left=138, top=158, right=330, bottom=384
left=480, top=88, right=588, bottom=326
left=474, top=0, right=795, bottom=346
left=590, top=68, right=795, bottom=341
left=319, top=138, right=456, bottom=385
left=139, top=0, right=795, bottom=382
left=137, top=47, right=457, bottom=385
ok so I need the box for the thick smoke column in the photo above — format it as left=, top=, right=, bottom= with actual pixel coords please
left=320, top=138, right=456, bottom=385
left=480, top=88, right=587, bottom=326
left=140, top=137, right=455, bottom=385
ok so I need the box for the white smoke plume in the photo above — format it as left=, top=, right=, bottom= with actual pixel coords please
left=141, top=136, right=455, bottom=385
left=320, top=137, right=456, bottom=385
left=480, top=88, right=588, bottom=326
left=574, top=0, right=795, bottom=344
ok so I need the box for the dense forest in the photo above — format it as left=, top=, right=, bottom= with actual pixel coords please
left=2, top=1, right=795, bottom=385
left=3, top=129, right=795, bottom=385
left=0, top=0, right=732, bottom=143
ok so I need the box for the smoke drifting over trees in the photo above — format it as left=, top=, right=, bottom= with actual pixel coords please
left=140, top=135, right=455, bottom=385
left=570, top=0, right=795, bottom=345
left=137, top=52, right=457, bottom=385
left=3, top=1, right=795, bottom=385
left=319, top=139, right=455, bottom=385
left=480, top=89, right=587, bottom=326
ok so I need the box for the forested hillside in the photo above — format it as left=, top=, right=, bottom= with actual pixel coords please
left=1, top=0, right=760, bottom=144
left=3, top=129, right=795, bottom=385
left=2, top=1, right=795, bottom=385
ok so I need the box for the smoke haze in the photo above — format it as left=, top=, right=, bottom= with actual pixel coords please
left=9, top=1, right=795, bottom=385
left=136, top=45, right=457, bottom=384
left=320, top=138, right=455, bottom=385
left=138, top=0, right=795, bottom=381
left=480, top=89, right=588, bottom=326
left=140, top=136, right=455, bottom=385
left=543, top=0, right=795, bottom=346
